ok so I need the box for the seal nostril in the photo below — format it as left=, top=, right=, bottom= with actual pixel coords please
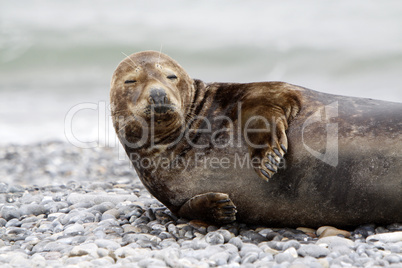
left=149, top=88, right=167, bottom=105
left=149, top=88, right=170, bottom=113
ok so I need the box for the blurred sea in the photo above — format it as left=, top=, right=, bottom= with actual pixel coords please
left=1, top=0, right=402, bottom=145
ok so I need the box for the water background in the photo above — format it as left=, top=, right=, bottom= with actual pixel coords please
left=1, top=0, right=402, bottom=146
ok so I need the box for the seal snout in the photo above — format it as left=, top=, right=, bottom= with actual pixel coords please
left=149, top=88, right=170, bottom=114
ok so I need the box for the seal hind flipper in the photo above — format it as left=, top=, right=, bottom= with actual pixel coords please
left=177, top=192, right=237, bottom=224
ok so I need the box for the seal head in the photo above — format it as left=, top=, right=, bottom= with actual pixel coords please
left=110, top=51, right=195, bottom=148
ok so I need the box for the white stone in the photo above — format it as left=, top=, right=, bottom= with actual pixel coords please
left=317, top=236, right=355, bottom=248
left=366, top=232, right=402, bottom=243
left=284, top=247, right=298, bottom=258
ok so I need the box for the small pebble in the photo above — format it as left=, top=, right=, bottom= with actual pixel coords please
left=317, top=226, right=351, bottom=238
left=205, top=231, right=225, bottom=245
left=297, top=245, right=330, bottom=258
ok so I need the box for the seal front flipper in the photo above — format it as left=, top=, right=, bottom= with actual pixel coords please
left=177, top=192, right=237, bottom=224
left=240, top=82, right=302, bottom=181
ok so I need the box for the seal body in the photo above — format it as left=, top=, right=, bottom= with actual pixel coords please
left=111, top=51, right=402, bottom=227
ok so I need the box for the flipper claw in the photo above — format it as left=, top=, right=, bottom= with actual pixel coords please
left=273, top=148, right=282, bottom=158
left=264, top=162, right=276, bottom=173
left=260, top=169, right=271, bottom=181
left=280, top=144, right=287, bottom=153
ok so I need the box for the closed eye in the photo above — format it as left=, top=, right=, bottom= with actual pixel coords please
left=167, top=75, right=177, bottom=80
left=124, top=80, right=137, bottom=84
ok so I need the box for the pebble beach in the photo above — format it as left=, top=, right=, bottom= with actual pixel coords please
left=0, top=141, right=401, bottom=267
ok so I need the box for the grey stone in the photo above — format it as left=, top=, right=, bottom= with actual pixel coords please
left=240, top=230, right=268, bottom=243
left=388, top=242, right=402, bottom=253
left=8, top=185, right=24, bottom=193
left=297, top=245, right=330, bottom=258
left=60, top=210, right=96, bottom=225
left=25, top=235, right=40, bottom=246
left=91, top=258, right=114, bottom=266
left=138, top=258, right=167, bottom=267
left=30, top=254, right=47, bottom=267
left=268, top=240, right=284, bottom=250
left=159, top=238, right=180, bottom=249
left=19, top=204, right=46, bottom=216
left=229, top=236, right=243, bottom=250
left=332, top=245, right=353, bottom=255
left=365, top=248, right=382, bottom=259
left=240, top=243, right=262, bottom=258
left=1, top=206, right=20, bottom=221
left=375, top=226, right=389, bottom=233
left=52, top=220, right=64, bottom=233
left=91, top=202, right=115, bottom=214
left=36, top=221, right=53, bottom=233
left=181, top=238, right=208, bottom=250
left=385, top=254, right=401, bottom=264
left=205, top=231, right=225, bottom=245
left=67, top=193, right=138, bottom=205
left=102, top=208, right=120, bottom=220
left=5, top=227, right=29, bottom=241
left=190, top=245, right=226, bottom=260
left=0, top=183, right=8, bottom=193
left=71, top=201, right=95, bottom=209
left=5, top=218, right=21, bottom=227
left=258, top=228, right=273, bottom=237
left=42, top=241, right=72, bottom=253
left=387, top=223, right=402, bottom=232
left=216, top=229, right=233, bottom=243
left=69, top=243, right=98, bottom=257
left=115, top=247, right=151, bottom=261
left=275, top=252, right=295, bottom=264
left=20, top=216, right=39, bottom=225
left=210, top=251, right=229, bottom=266
left=282, top=240, right=301, bottom=250
left=241, top=252, right=259, bottom=264
left=64, top=223, right=85, bottom=236
left=353, top=224, right=376, bottom=238
left=137, top=239, right=158, bottom=249
left=207, top=225, right=218, bottom=233
left=265, top=232, right=283, bottom=241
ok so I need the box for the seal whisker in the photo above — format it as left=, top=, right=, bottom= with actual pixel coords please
left=157, top=44, right=163, bottom=66
left=121, top=52, right=138, bottom=69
